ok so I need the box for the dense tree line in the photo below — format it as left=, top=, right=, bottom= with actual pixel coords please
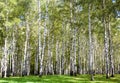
left=0, top=0, right=120, bottom=81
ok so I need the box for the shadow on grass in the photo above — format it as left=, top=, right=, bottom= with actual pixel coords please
left=94, top=74, right=120, bottom=83
left=0, top=75, right=90, bottom=83
left=0, top=76, right=42, bottom=83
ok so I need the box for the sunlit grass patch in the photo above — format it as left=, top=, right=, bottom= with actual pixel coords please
left=0, top=74, right=120, bottom=83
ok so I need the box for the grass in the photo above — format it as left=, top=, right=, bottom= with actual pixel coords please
left=0, top=74, right=120, bottom=83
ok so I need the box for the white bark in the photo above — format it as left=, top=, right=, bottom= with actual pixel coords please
left=2, top=0, right=9, bottom=78
left=103, top=0, right=109, bottom=79
left=59, top=48, right=61, bottom=75
left=39, top=0, right=48, bottom=76
left=51, top=36, right=54, bottom=75
left=73, top=28, right=77, bottom=75
left=78, top=36, right=82, bottom=74
left=37, top=0, right=42, bottom=76
left=47, top=30, right=52, bottom=74
left=34, top=47, right=39, bottom=75
left=23, top=17, right=30, bottom=76
left=108, top=18, right=114, bottom=77
left=61, top=42, right=65, bottom=74
left=56, top=40, right=59, bottom=74
left=27, top=42, right=30, bottom=76
left=104, top=20, right=109, bottom=79
left=11, top=25, right=17, bottom=76
left=88, top=3, right=94, bottom=81
left=4, top=38, right=8, bottom=78
left=47, top=32, right=50, bottom=74
left=70, top=0, right=74, bottom=76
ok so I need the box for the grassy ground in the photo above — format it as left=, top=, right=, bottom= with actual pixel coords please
left=0, top=74, right=120, bottom=83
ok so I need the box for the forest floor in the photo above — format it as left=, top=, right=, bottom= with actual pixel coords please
left=0, top=74, right=120, bottom=83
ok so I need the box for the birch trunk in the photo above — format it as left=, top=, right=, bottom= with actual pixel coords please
left=47, top=30, right=52, bottom=75
left=78, top=36, right=82, bottom=74
left=60, top=22, right=65, bottom=75
left=34, top=46, right=39, bottom=75
left=39, top=0, right=48, bottom=76
left=2, top=0, right=9, bottom=78
left=70, top=0, right=74, bottom=76
left=61, top=41, right=65, bottom=74
left=56, top=41, right=59, bottom=74
left=70, top=36, right=74, bottom=76
left=103, top=0, right=109, bottom=79
left=11, top=25, right=17, bottom=76
left=88, top=3, right=94, bottom=81
left=51, top=36, right=54, bottom=75
left=104, top=20, right=109, bottom=79
left=23, top=17, right=30, bottom=76
left=73, top=28, right=77, bottom=76
left=27, top=42, right=30, bottom=76
left=3, top=38, right=8, bottom=78
left=1, top=56, right=4, bottom=77
left=108, top=18, right=114, bottom=77
left=59, top=47, right=61, bottom=75
left=37, top=0, right=42, bottom=77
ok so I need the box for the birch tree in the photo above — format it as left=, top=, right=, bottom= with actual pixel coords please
left=11, top=25, right=17, bottom=76
left=88, top=3, right=94, bottom=81
left=39, top=0, right=48, bottom=77
left=55, top=40, right=59, bottom=74
left=70, top=0, right=74, bottom=76
left=103, top=0, right=110, bottom=79
left=1, top=0, right=9, bottom=78
left=23, top=15, right=30, bottom=76
left=108, top=16, right=114, bottom=77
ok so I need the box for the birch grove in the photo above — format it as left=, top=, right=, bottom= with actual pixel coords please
left=0, top=0, right=120, bottom=81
